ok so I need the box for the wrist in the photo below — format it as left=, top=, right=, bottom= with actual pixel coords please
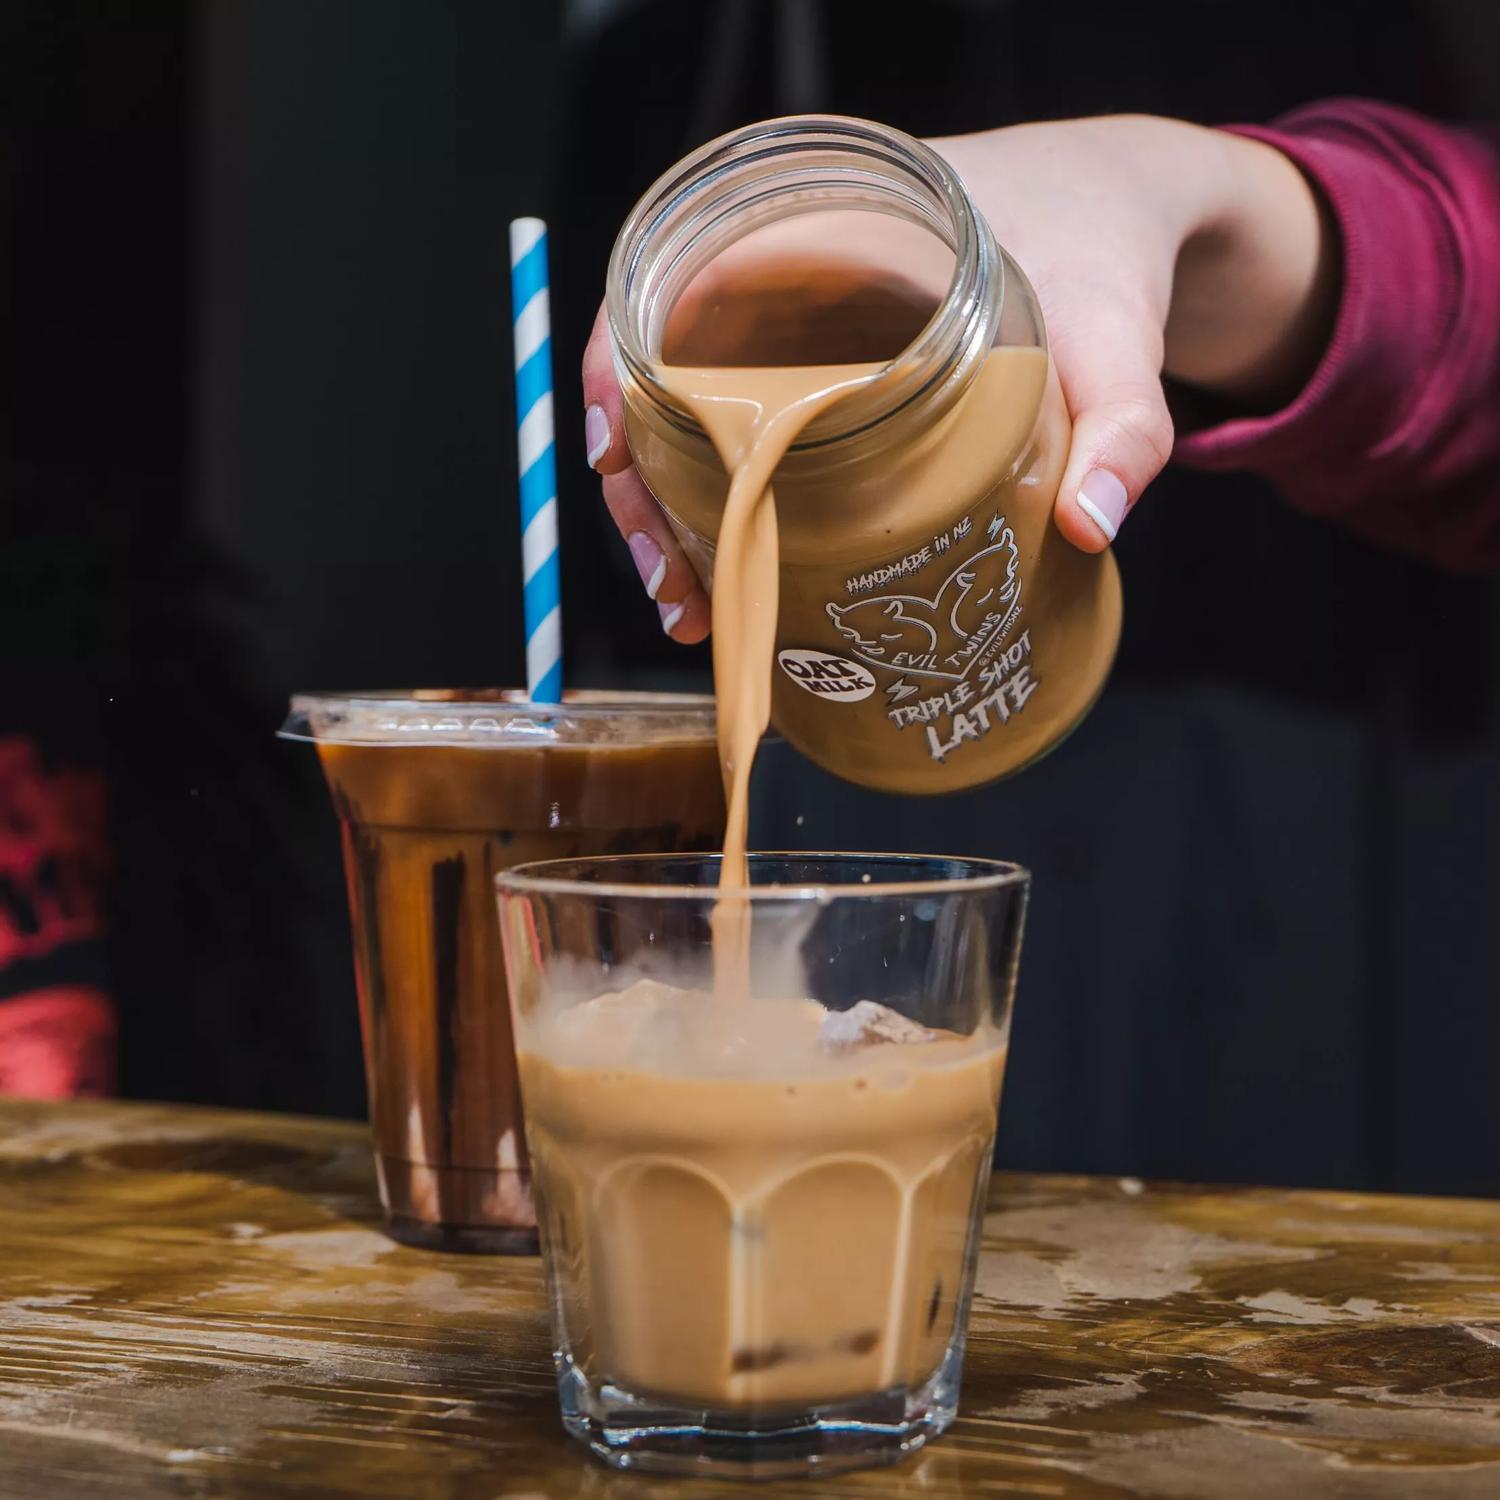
left=1165, top=128, right=1340, bottom=406
left=1111, top=115, right=1231, bottom=248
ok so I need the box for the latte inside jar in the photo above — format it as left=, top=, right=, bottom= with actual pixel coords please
left=610, top=116, right=1122, bottom=795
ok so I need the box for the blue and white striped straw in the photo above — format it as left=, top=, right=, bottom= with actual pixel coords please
left=509, top=216, right=563, bottom=704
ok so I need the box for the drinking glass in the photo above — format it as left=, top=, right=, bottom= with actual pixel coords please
left=496, top=852, right=1029, bottom=1477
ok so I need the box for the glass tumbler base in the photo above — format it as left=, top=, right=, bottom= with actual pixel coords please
left=555, top=1344, right=963, bottom=1479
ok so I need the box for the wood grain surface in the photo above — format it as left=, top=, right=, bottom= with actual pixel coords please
left=4, top=1097, right=1500, bottom=1497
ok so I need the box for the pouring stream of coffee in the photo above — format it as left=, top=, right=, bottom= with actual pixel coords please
left=652, top=363, right=883, bottom=996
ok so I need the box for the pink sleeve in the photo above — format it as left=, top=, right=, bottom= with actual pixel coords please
left=1173, top=99, right=1500, bottom=573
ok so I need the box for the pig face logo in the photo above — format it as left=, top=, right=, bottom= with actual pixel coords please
left=825, top=596, right=937, bottom=662
left=825, top=525, right=1021, bottom=683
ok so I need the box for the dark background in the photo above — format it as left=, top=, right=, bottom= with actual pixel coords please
left=6, top=0, right=1500, bottom=1194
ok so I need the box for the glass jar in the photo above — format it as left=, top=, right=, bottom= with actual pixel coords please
left=609, top=115, right=1121, bottom=795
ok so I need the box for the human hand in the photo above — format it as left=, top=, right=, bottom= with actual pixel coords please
left=928, top=114, right=1336, bottom=550
left=581, top=300, right=714, bottom=644
left=582, top=114, right=1336, bottom=638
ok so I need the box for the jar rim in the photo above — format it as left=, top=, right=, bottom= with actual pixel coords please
left=606, top=114, right=1005, bottom=451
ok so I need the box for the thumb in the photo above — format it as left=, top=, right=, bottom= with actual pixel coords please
left=1050, top=315, right=1174, bottom=553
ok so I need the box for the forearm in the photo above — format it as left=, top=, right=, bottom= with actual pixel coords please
left=936, top=115, right=1341, bottom=414
left=1175, top=101, right=1500, bottom=572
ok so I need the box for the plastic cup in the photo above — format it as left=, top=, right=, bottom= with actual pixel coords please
left=280, top=691, right=724, bottom=1253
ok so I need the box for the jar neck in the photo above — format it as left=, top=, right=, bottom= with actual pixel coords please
left=607, top=115, right=1010, bottom=451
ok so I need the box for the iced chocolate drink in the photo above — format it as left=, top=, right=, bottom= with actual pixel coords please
left=281, top=692, right=724, bottom=1253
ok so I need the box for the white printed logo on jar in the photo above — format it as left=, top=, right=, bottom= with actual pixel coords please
left=818, top=513, right=1042, bottom=761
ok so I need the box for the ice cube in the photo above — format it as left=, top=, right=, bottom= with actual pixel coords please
left=549, top=980, right=692, bottom=1062
left=819, top=1000, right=938, bottom=1053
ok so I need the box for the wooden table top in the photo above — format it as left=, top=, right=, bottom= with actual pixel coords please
left=5, top=1099, right=1500, bottom=1498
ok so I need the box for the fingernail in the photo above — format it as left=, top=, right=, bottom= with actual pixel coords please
left=658, top=599, right=686, bottom=636
left=627, top=531, right=667, bottom=599
left=1076, top=470, right=1128, bottom=543
left=585, top=405, right=610, bottom=468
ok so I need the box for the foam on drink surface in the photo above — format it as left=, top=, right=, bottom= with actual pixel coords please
left=532, top=979, right=973, bottom=1078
